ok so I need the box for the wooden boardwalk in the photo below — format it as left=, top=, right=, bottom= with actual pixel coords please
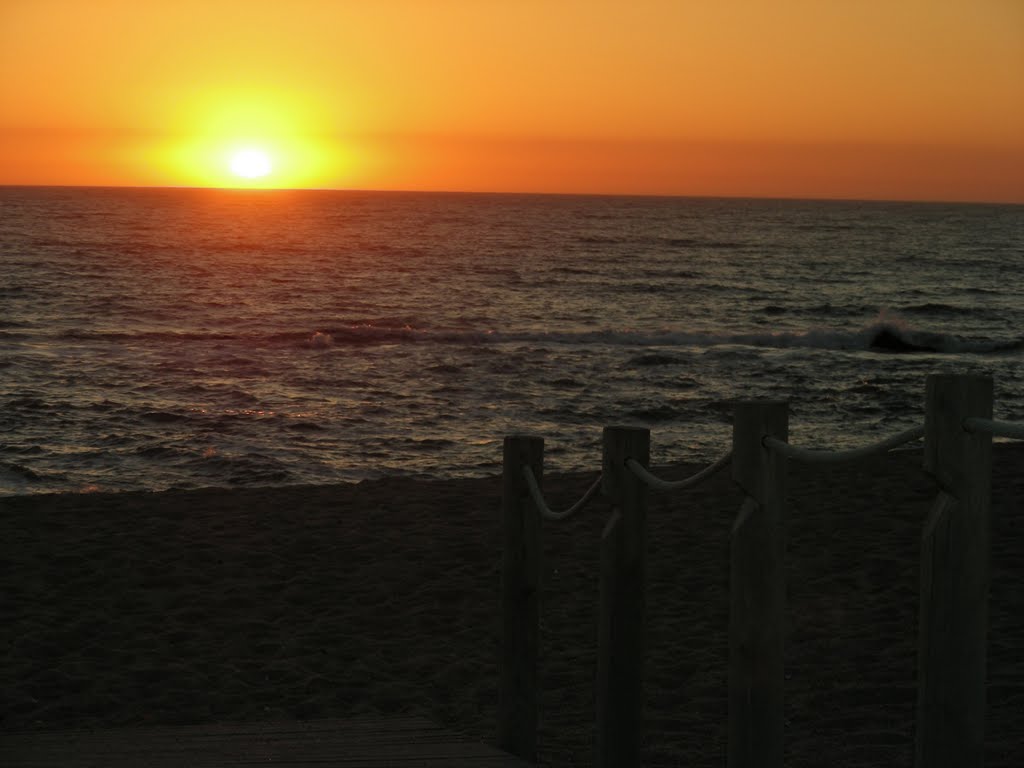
left=0, top=715, right=534, bottom=767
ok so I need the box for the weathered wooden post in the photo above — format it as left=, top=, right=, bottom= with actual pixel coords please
left=917, top=374, right=993, bottom=768
left=729, top=401, right=788, bottom=768
left=597, top=426, right=650, bottom=768
left=499, top=435, right=543, bottom=761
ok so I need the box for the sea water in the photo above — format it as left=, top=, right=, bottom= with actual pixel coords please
left=1, top=186, right=1021, bottom=494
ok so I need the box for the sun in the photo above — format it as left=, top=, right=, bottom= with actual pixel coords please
left=229, top=148, right=273, bottom=179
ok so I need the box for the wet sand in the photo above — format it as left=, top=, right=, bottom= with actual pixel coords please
left=2, top=445, right=1022, bottom=766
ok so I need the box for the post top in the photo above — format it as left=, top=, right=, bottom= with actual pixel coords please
left=601, top=426, right=650, bottom=502
left=924, top=374, right=993, bottom=493
left=504, top=434, right=544, bottom=443
left=731, top=400, right=790, bottom=409
left=926, top=373, right=993, bottom=386
left=731, top=401, right=788, bottom=501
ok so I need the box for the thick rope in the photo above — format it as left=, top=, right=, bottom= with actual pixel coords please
left=964, top=417, right=1024, bottom=441
left=522, top=466, right=603, bottom=521
left=763, top=424, right=925, bottom=463
left=625, top=450, right=732, bottom=491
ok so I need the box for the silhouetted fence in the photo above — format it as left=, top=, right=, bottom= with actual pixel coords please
left=498, top=373, right=1019, bottom=768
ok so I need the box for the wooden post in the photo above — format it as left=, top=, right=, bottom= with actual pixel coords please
left=596, top=426, right=649, bottom=768
left=729, top=401, right=788, bottom=768
left=499, top=434, right=543, bottom=761
left=916, top=375, right=993, bottom=768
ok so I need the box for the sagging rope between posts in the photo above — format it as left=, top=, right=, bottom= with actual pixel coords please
left=965, top=416, right=1024, bottom=441
left=521, top=445, right=735, bottom=518
left=625, top=449, right=732, bottom=491
left=763, top=424, right=925, bottom=463
left=522, top=466, right=602, bottom=521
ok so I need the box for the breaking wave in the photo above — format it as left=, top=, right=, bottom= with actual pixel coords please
left=50, top=320, right=1023, bottom=355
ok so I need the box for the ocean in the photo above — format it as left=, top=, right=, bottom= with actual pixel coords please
left=1, top=186, right=1021, bottom=495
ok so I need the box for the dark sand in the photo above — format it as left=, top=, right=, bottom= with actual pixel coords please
left=2, top=445, right=1022, bottom=767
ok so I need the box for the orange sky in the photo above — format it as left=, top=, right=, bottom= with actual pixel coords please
left=1, top=0, right=1022, bottom=202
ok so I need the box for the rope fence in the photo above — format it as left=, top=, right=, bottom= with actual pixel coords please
left=964, top=416, right=1024, bottom=441
left=625, top=448, right=732, bottom=491
left=763, top=424, right=925, bottom=463
left=498, top=374, right=1022, bottom=768
left=521, top=466, right=602, bottom=521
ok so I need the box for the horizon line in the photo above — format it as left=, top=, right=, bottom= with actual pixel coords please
left=2, top=182, right=1022, bottom=208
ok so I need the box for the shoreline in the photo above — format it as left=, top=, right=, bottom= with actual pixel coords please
left=0, top=438, right=1003, bottom=502
left=3, top=444, right=1022, bottom=766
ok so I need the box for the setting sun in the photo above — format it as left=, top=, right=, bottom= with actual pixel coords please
left=229, top=148, right=272, bottom=179
left=0, top=1, right=1021, bottom=200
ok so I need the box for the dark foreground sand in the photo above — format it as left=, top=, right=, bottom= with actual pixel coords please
left=2, top=445, right=1022, bottom=767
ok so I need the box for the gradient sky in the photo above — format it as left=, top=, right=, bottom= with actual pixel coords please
left=1, top=0, right=1022, bottom=202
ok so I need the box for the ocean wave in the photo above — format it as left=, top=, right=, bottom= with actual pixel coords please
left=661, top=236, right=746, bottom=249
left=495, top=323, right=1022, bottom=355
left=57, top=329, right=240, bottom=343
left=963, top=287, right=1001, bottom=295
left=899, top=303, right=974, bottom=316
left=629, top=353, right=688, bottom=366
left=800, top=303, right=870, bottom=317
left=1, top=461, right=42, bottom=481
left=139, top=410, right=189, bottom=424
left=40, top=320, right=1024, bottom=356
left=191, top=451, right=295, bottom=485
left=286, top=420, right=326, bottom=432
left=576, top=234, right=748, bottom=250
left=626, top=404, right=687, bottom=422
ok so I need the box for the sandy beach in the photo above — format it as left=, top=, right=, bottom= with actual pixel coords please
left=2, top=445, right=1022, bottom=767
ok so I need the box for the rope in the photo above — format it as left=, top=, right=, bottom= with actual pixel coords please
left=763, top=425, right=925, bottom=463
left=522, top=466, right=603, bottom=521
left=625, top=450, right=732, bottom=491
left=964, top=417, right=1024, bottom=441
